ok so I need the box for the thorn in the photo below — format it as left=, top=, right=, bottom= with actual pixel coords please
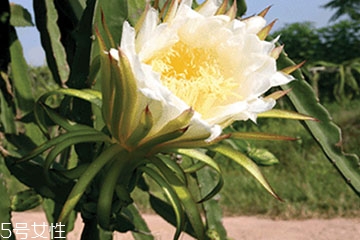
left=226, top=0, right=237, bottom=19
left=258, top=5, right=272, bottom=18
left=257, top=19, right=277, bottom=40
left=281, top=61, right=306, bottom=74
left=215, top=0, right=229, bottom=15
left=270, top=45, right=284, bottom=59
left=264, top=88, right=292, bottom=100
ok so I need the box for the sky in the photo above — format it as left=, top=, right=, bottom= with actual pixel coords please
left=11, top=0, right=340, bottom=66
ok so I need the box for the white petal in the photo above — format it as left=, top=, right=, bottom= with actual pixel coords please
left=243, top=16, right=267, bottom=34
left=197, top=0, right=221, bottom=17
left=135, top=8, right=159, bottom=53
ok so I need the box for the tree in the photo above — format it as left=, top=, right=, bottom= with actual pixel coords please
left=272, top=22, right=321, bottom=63
left=272, top=20, right=360, bottom=102
left=322, top=0, right=360, bottom=21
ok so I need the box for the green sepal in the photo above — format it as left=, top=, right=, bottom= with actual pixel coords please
left=43, top=132, right=113, bottom=184
left=127, top=106, right=154, bottom=147
left=156, top=154, right=187, bottom=185
left=107, top=52, right=123, bottom=141
left=18, top=130, right=111, bottom=164
left=183, top=161, right=206, bottom=173
left=58, top=144, right=124, bottom=223
left=39, top=103, right=99, bottom=132
left=150, top=157, right=205, bottom=240
left=160, top=133, right=229, bottom=150
left=54, top=163, right=90, bottom=180
left=230, top=132, right=297, bottom=141
left=196, top=167, right=227, bottom=240
left=140, top=165, right=185, bottom=240
left=116, top=49, right=139, bottom=140
left=34, top=88, right=102, bottom=135
left=97, top=152, right=131, bottom=230
left=149, top=194, right=196, bottom=238
left=174, top=149, right=223, bottom=203
left=258, top=109, right=317, bottom=121
left=100, top=9, right=116, bottom=48
left=150, top=108, right=194, bottom=139
left=138, top=128, right=188, bottom=154
left=211, top=144, right=281, bottom=200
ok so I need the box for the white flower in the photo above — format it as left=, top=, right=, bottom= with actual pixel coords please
left=103, top=0, right=293, bottom=148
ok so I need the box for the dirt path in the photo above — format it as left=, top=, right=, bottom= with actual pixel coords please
left=11, top=212, right=360, bottom=240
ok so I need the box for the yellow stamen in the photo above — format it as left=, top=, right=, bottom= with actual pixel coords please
left=146, top=41, right=240, bottom=118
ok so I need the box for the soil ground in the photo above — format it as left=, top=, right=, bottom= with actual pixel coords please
left=11, top=212, right=360, bottom=240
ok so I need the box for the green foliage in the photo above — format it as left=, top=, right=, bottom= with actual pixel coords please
left=218, top=103, right=360, bottom=217
left=273, top=20, right=360, bottom=64
left=274, top=22, right=321, bottom=64
left=273, top=20, right=360, bottom=103
left=322, top=0, right=360, bottom=21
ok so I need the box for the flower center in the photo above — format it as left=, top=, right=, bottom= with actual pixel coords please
left=146, top=41, right=239, bottom=118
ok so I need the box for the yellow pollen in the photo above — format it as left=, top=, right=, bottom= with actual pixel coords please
left=146, top=41, right=239, bottom=118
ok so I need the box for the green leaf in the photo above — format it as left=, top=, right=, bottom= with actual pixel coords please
left=0, top=90, right=16, bottom=134
left=66, top=0, right=87, bottom=22
left=278, top=52, right=360, bottom=196
left=9, top=30, right=35, bottom=114
left=9, top=3, right=34, bottom=27
left=66, top=0, right=96, bottom=89
left=34, top=0, right=69, bottom=85
left=127, top=0, right=146, bottom=26
left=5, top=156, right=74, bottom=204
left=111, top=210, right=136, bottom=233
left=42, top=198, right=77, bottom=237
left=247, top=147, right=280, bottom=166
left=236, top=0, right=247, bottom=17
left=211, top=144, right=281, bottom=200
left=95, top=0, right=128, bottom=46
